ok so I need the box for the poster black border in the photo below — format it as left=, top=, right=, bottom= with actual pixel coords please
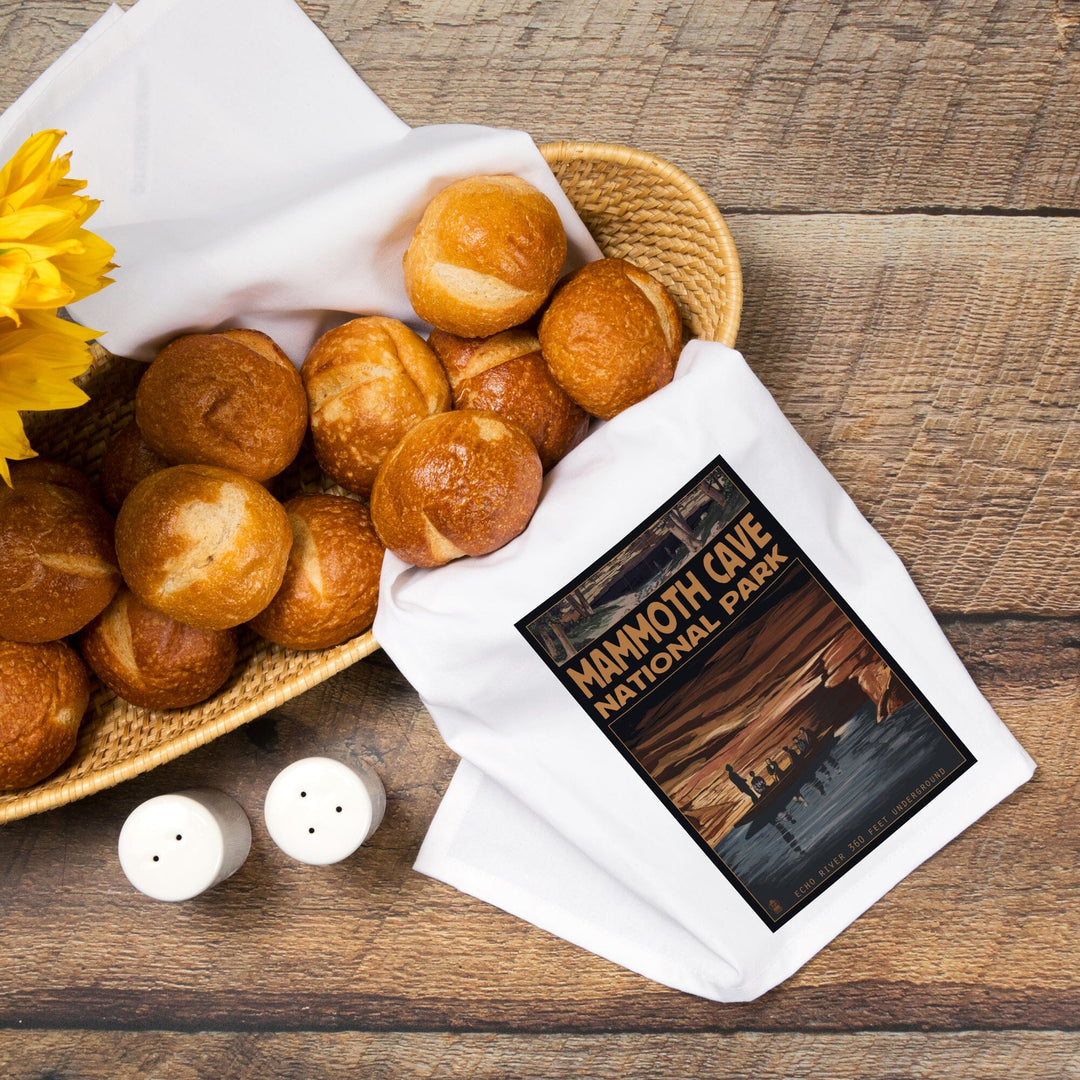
left=515, top=450, right=978, bottom=931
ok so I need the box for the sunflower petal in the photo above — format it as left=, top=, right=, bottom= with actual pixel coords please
left=0, top=405, right=38, bottom=485
left=0, top=252, right=33, bottom=321
left=0, top=324, right=96, bottom=370
left=17, top=308, right=102, bottom=340
left=0, top=131, right=66, bottom=210
left=0, top=130, right=111, bottom=481
left=0, top=205, right=77, bottom=240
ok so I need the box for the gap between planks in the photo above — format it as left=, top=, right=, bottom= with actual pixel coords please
left=1, top=1029, right=1080, bottom=1080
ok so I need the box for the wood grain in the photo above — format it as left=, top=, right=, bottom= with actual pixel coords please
left=2, top=1, right=1078, bottom=213
left=0, top=616, right=1069, bottom=1032
left=1, top=0, right=1077, bottom=1072
left=731, top=214, right=1080, bottom=614
left=312, top=0, right=1080, bottom=213
left=2, top=10, right=1077, bottom=621
left=4, top=1030, right=1080, bottom=1080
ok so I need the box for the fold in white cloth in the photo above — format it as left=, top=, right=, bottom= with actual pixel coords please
left=0, top=0, right=598, bottom=363
left=3, top=0, right=1034, bottom=1001
left=377, top=341, right=1035, bottom=1000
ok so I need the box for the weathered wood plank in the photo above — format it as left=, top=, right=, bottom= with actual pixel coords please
left=2, top=1, right=1078, bottom=213
left=3, top=10, right=1078, bottom=618
left=730, top=213, right=1080, bottom=615
left=1, top=19, right=1077, bottom=614
left=3, top=1029, right=1080, bottom=1080
left=0, top=0, right=103, bottom=95
left=314, top=0, right=1080, bottom=212
left=0, top=617, right=1069, bottom=1031
left=0, top=0, right=1076, bottom=1060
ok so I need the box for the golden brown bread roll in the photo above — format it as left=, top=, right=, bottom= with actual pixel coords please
left=370, top=410, right=542, bottom=567
left=302, top=317, right=451, bottom=497
left=8, top=457, right=99, bottom=501
left=428, top=326, right=589, bottom=472
left=0, top=462, right=121, bottom=642
left=114, top=464, right=292, bottom=631
left=100, top=420, right=172, bottom=513
left=135, top=329, right=308, bottom=482
left=248, top=493, right=384, bottom=650
left=403, top=175, right=567, bottom=338
left=538, top=257, right=683, bottom=420
left=0, top=639, right=90, bottom=790
left=79, top=587, right=239, bottom=710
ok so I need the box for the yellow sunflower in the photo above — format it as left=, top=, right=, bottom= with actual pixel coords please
left=0, top=129, right=114, bottom=484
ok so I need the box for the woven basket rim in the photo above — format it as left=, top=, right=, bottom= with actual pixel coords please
left=539, top=140, right=743, bottom=348
left=0, top=633, right=379, bottom=824
left=0, top=140, right=742, bottom=825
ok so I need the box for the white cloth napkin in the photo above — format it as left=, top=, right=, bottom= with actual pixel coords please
left=376, top=341, right=1035, bottom=1000
left=0, top=0, right=599, bottom=363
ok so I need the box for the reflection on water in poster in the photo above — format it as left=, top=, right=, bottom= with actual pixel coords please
left=714, top=700, right=968, bottom=918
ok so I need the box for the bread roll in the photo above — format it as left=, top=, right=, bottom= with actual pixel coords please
left=370, top=410, right=542, bottom=567
left=100, top=420, right=172, bottom=513
left=428, top=326, right=589, bottom=472
left=115, top=464, right=292, bottom=631
left=403, top=175, right=567, bottom=337
left=135, top=329, right=308, bottom=482
left=248, top=493, right=384, bottom=650
left=538, top=257, right=682, bottom=420
left=0, top=462, right=121, bottom=642
left=79, top=587, right=239, bottom=710
left=9, top=457, right=99, bottom=501
left=302, top=317, right=451, bottom=497
left=0, top=639, right=90, bottom=790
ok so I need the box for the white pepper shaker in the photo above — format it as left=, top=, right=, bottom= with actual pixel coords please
left=263, top=756, right=385, bottom=865
left=117, top=789, right=252, bottom=901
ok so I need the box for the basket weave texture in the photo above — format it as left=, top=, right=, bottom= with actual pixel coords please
left=0, top=141, right=742, bottom=824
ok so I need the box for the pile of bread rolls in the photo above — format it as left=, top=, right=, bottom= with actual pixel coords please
left=365, top=174, right=681, bottom=565
left=0, top=171, right=683, bottom=792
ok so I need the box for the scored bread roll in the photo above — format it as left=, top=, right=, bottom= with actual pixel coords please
left=135, top=329, right=308, bottom=482
left=100, top=420, right=172, bottom=513
left=302, top=317, right=451, bottom=497
left=248, top=493, right=384, bottom=651
left=0, top=461, right=121, bottom=643
left=7, top=457, right=99, bottom=501
left=403, top=175, right=567, bottom=338
left=370, top=410, right=542, bottom=567
left=115, top=464, right=292, bottom=631
left=538, top=257, right=683, bottom=420
left=79, top=587, right=239, bottom=710
left=0, top=639, right=90, bottom=790
left=428, top=326, right=590, bottom=472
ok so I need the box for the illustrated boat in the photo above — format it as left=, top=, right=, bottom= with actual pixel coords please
left=728, top=728, right=840, bottom=839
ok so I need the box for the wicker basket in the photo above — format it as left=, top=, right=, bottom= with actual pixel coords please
left=0, top=141, right=742, bottom=825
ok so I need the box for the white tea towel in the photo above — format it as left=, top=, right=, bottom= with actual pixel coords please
left=375, top=340, right=1035, bottom=1001
left=0, top=0, right=599, bottom=364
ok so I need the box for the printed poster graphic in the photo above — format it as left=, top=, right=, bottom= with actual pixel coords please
left=517, top=456, right=975, bottom=928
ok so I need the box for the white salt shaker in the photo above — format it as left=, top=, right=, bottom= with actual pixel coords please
left=263, top=756, right=385, bottom=865
left=117, top=789, right=252, bottom=901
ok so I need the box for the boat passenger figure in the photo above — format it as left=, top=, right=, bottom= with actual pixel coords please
left=724, top=763, right=758, bottom=803
left=765, top=755, right=785, bottom=779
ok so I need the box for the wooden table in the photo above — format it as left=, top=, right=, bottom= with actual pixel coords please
left=2, top=2, right=1078, bottom=1076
